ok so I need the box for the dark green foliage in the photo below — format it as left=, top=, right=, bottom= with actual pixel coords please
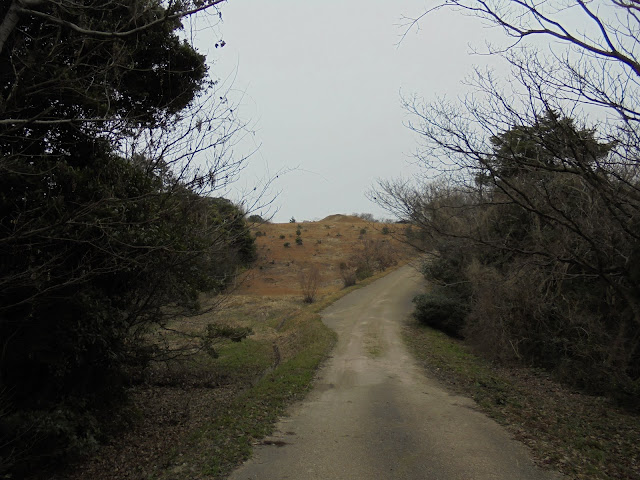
left=0, top=155, right=256, bottom=475
left=415, top=250, right=471, bottom=338
left=355, top=264, right=373, bottom=280
left=283, top=242, right=291, bottom=248
left=205, top=197, right=257, bottom=269
left=423, top=241, right=472, bottom=290
left=403, top=224, right=431, bottom=251
left=0, top=0, right=255, bottom=475
left=295, top=237, right=303, bottom=245
left=413, top=289, right=468, bottom=338
left=248, top=214, right=265, bottom=223
left=482, top=111, right=611, bottom=183
left=0, top=2, right=207, bottom=151
left=204, top=324, right=254, bottom=358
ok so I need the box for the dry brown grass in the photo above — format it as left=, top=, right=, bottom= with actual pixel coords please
left=238, top=215, right=413, bottom=297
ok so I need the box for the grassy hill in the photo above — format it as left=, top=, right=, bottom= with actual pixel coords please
left=239, top=214, right=412, bottom=296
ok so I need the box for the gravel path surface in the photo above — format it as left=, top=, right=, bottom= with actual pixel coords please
left=228, top=265, right=562, bottom=480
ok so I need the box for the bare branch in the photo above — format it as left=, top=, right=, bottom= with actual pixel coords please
left=1, top=0, right=225, bottom=56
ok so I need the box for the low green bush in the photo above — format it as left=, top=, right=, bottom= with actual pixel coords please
left=355, top=265, right=373, bottom=281
left=413, top=288, right=468, bottom=338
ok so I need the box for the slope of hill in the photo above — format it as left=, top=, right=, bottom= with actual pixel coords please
left=237, top=215, right=414, bottom=296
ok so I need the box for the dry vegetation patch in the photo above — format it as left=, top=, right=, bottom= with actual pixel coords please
left=241, top=215, right=413, bottom=295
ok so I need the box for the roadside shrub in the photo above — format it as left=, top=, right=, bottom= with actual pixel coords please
left=404, top=224, right=432, bottom=250
left=295, top=237, right=303, bottom=245
left=338, top=238, right=399, bottom=288
left=413, top=288, right=468, bottom=338
left=381, top=226, right=390, bottom=235
left=279, top=234, right=285, bottom=239
left=464, top=259, right=640, bottom=403
left=339, top=262, right=357, bottom=287
left=423, top=240, right=471, bottom=286
left=357, top=238, right=397, bottom=272
left=283, top=242, right=290, bottom=248
left=371, top=240, right=397, bottom=271
left=355, top=264, right=373, bottom=280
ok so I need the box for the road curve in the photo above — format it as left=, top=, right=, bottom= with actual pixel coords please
left=228, top=265, right=562, bottom=480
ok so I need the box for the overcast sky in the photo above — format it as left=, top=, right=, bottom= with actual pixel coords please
left=196, top=1, right=507, bottom=222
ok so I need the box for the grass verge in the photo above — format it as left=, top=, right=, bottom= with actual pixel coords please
left=185, top=308, right=336, bottom=479
left=403, top=320, right=640, bottom=480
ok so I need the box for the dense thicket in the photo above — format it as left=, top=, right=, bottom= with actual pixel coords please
left=376, top=1, right=640, bottom=408
left=0, top=0, right=254, bottom=474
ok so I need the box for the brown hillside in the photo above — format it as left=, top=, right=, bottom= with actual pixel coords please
left=236, top=216, right=414, bottom=296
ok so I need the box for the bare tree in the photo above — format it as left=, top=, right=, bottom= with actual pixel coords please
left=376, top=1, right=640, bottom=400
left=298, top=264, right=321, bottom=303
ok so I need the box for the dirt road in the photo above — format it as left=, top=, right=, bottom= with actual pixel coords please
left=228, top=265, right=561, bottom=479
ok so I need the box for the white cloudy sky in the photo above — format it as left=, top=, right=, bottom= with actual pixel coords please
left=195, top=1, right=508, bottom=222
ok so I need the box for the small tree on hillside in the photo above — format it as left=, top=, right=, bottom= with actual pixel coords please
left=339, top=261, right=357, bottom=287
left=298, top=265, right=320, bottom=303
